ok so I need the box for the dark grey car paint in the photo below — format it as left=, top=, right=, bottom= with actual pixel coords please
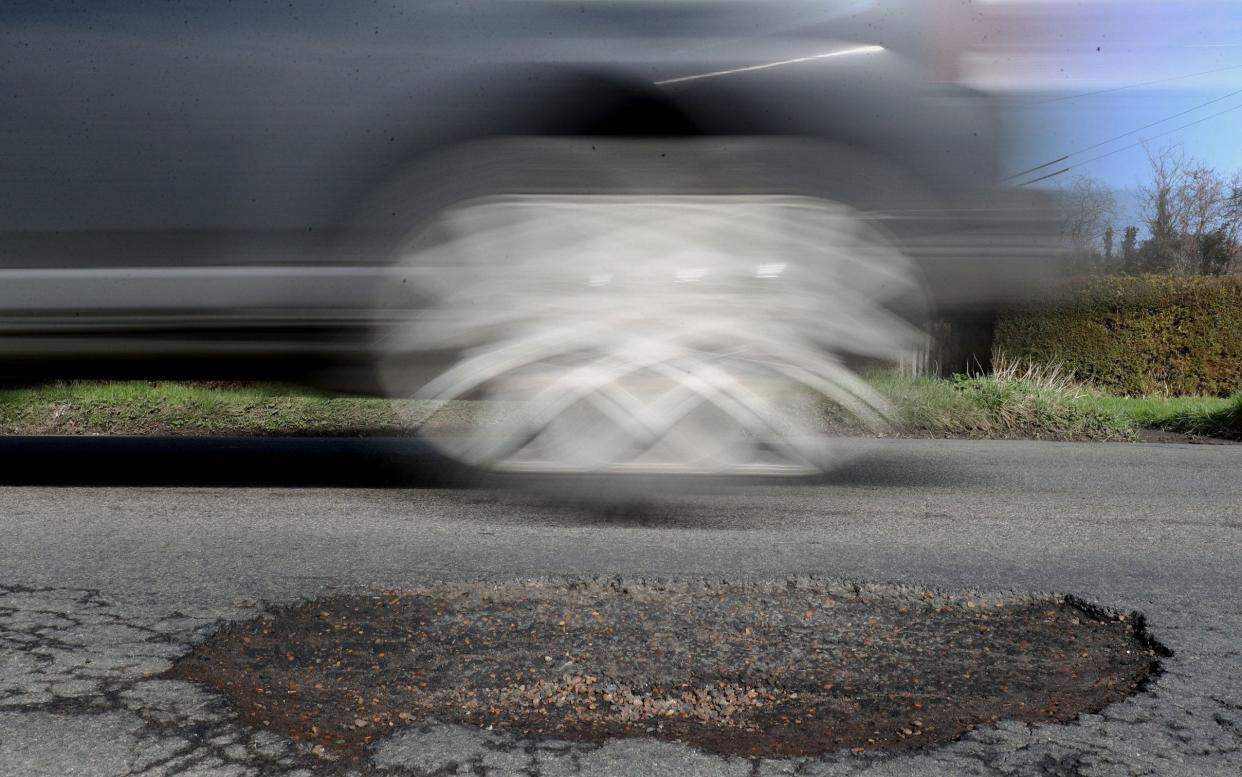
left=0, top=1, right=1049, bottom=384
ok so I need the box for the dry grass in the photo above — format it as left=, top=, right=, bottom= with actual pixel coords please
left=988, top=352, right=1085, bottom=394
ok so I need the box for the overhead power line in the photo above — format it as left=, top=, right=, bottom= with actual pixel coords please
left=1016, top=167, right=1072, bottom=187
left=1006, top=85, right=1242, bottom=183
left=1017, top=99, right=1242, bottom=186
left=1005, top=155, right=1070, bottom=182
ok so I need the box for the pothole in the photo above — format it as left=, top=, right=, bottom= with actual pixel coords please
left=165, top=578, right=1164, bottom=768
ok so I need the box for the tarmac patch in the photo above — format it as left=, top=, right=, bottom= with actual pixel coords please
left=166, top=578, right=1163, bottom=770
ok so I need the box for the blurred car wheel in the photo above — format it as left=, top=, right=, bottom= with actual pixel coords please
left=369, top=138, right=930, bottom=476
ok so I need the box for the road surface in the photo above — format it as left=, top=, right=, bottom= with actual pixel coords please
left=0, top=437, right=1239, bottom=776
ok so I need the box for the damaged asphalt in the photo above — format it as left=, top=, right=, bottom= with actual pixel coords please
left=0, top=437, right=1240, bottom=776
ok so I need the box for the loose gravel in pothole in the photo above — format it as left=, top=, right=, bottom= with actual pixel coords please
left=166, top=579, right=1162, bottom=768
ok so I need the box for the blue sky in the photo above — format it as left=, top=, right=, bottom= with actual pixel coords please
left=1006, top=85, right=1242, bottom=188
left=1006, top=83, right=1242, bottom=228
left=963, top=1, right=1242, bottom=226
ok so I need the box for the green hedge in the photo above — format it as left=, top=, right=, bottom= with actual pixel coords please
left=995, top=274, right=1242, bottom=397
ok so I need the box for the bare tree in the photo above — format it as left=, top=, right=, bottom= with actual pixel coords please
left=1138, top=144, right=1189, bottom=272
left=1216, top=170, right=1242, bottom=275
left=1138, top=144, right=1241, bottom=274
left=1058, top=175, right=1116, bottom=269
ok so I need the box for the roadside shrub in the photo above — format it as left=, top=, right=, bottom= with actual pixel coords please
left=995, top=274, right=1242, bottom=396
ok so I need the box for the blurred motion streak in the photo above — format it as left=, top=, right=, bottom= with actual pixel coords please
left=654, top=45, right=885, bottom=85
left=0, top=1, right=1066, bottom=477
left=378, top=192, right=917, bottom=474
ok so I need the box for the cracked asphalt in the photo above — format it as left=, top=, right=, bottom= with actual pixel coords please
left=0, top=437, right=1240, bottom=776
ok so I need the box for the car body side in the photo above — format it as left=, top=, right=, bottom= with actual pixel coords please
left=0, top=1, right=1055, bottom=387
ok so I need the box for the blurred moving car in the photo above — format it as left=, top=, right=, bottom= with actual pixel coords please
left=0, top=1, right=1057, bottom=475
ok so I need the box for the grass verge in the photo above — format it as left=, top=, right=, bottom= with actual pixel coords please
left=1083, top=392, right=1241, bottom=440
left=863, top=356, right=1240, bottom=442
left=0, top=382, right=408, bottom=437
left=862, top=372, right=1138, bottom=441
left=0, top=376, right=1237, bottom=442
